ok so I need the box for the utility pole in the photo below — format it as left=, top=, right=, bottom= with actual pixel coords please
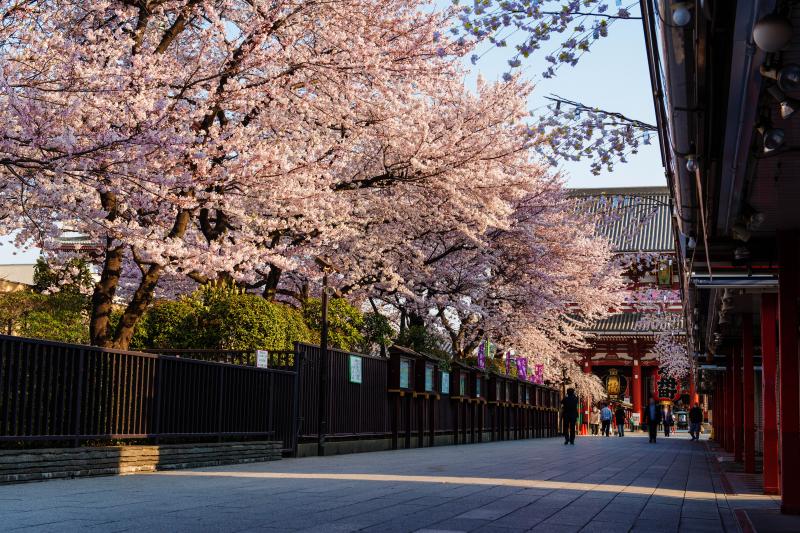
left=315, top=257, right=333, bottom=457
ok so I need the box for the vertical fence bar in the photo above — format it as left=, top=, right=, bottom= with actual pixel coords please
left=72, top=350, right=85, bottom=446
left=290, top=345, right=302, bottom=456
left=216, top=365, right=225, bottom=441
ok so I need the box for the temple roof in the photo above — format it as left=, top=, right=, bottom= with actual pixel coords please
left=569, top=186, right=675, bottom=253
left=581, top=311, right=684, bottom=337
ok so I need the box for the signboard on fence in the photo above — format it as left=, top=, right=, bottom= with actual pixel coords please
left=256, top=350, right=269, bottom=369
left=399, top=358, right=411, bottom=389
left=441, top=371, right=450, bottom=394
left=425, top=363, right=434, bottom=392
left=349, top=355, right=362, bottom=384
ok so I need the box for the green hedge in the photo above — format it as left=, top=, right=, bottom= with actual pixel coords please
left=129, top=289, right=313, bottom=351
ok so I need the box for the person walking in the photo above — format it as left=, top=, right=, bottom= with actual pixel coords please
left=615, top=405, right=626, bottom=437
left=664, top=408, right=674, bottom=437
left=561, top=388, right=579, bottom=445
left=689, top=403, right=703, bottom=440
left=590, top=406, right=600, bottom=436
left=644, top=397, right=662, bottom=443
left=600, top=404, right=613, bottom=437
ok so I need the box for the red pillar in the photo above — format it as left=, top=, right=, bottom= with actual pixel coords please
left=725, top=359, right=734, bottom=453
left=733, top=345, right=744, bottom=463
left=689, top=374, right=696, bottom=407
left=713, top=376, right=721, bottom=442
left=632, top=358, right=642, bottom=428
left=742, top=315, right=755, bottom=473
left=778, top=232, right=800, bottom=514
left=720, top=375, right=726, bottom=447
left=762, top=293, right=780, bottom=495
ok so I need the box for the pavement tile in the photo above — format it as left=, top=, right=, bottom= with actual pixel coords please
left=0, top=433, right=739, bottom=533
left=677, top=517, right=724, bottom=533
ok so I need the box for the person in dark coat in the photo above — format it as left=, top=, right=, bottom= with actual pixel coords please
left=561, top=388, right=579, bottom=445
left=643, top=397, right=663, bottom=443
left=614, top=405, right=627, bottom=437
left=664, top=408, right=674, bottom=437
left=689, top=403, right=703, bottom=440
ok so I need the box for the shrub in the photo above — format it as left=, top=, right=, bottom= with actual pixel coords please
left=302, top=298, right=364, bottom=351
left=202, top=290, right=313, bottom=350
left=127, top=299, right=199, bottom=350
left=0, top=291, right=90, bottom=344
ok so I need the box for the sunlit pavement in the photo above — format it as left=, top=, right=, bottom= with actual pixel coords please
left=0, top=432, right=779, bottom=532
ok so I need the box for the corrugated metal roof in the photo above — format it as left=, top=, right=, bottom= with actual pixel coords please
left=570, top=187, right=675, bottom=253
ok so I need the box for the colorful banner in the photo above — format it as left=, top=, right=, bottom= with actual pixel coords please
left=533, top=364, right=544, bottom=385
left=516, top=357, right=527, bottom=380
left=477, top=340, right=486, bottom=369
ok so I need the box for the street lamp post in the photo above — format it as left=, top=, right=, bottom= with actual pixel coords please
left=315, top=258, right=333, bottom=457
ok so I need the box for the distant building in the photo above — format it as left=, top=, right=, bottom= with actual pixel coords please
left=0, top=264, right=36, bottom=292
left=569, top=187, right=683, bottom=430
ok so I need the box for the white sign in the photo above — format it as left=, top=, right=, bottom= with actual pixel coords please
left=425, top=363, right=434, bottom=392
left=631, top=413, right=641, bottom=425
left=349, top=355, right=363, bottom=384
left=256, top=350, right=269, bottom=369
left=400, top=359, right=411, bottom=389
left=441, top=371, right=450, bottom=394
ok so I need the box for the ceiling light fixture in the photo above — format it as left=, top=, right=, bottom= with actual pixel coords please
left=685, top=155, right=698, bottom=172
left=757, top=125, right=785, bottom=152
left=761, top=63, right=800, bottom=92
left=732, top=222, right=752, bottom=242
left=753, top=14, right=794, bottom=53
left=672, top=3, right=692, bottom=27
left=768, top=86, right=800, bottom=119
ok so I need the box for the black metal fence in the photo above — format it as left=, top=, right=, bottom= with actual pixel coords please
left=0, top=335, right=560, bottom=457
left=0, top=335, right=297, bottom=451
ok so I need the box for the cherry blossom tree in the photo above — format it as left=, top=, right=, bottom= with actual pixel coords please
left=450, top=1, right=638, bottom=77
left=367, top=177, right=624, bottom=383
left=0, top=0, right=507, bottom=348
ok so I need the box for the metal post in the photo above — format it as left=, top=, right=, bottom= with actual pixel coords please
left=317, top=272, right=329, bottom=457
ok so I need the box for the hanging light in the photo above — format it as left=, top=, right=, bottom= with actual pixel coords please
left=753, top=14, right=793, bottom=53
left=672, top=3, right=692, bottom=27
left=761, top=64, right=800, bottom=92
left=685, top=155, right=698, bottom=172
left=768, top=86, right=800, bottom=119
left=757, top=125, right=785, bottom=152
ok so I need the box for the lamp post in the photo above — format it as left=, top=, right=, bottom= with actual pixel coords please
left=315, top=257, right=333, bottom=457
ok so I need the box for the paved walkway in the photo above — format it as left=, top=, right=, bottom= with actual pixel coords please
left=0, top=432, right=780, bottom=532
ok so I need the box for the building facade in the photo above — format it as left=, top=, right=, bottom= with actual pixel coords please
left=571, top=187, right=684, bottom=431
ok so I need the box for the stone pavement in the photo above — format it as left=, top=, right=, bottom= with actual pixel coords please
left=0, top=432, right=780, bottom=532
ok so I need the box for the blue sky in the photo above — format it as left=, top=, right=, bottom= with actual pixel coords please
left=0, top=3, right=664, bottom=265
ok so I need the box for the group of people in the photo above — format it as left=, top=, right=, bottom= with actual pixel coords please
left=589, top=403, right=628, bottom=437
left=560, top=389, right=705, bottom=445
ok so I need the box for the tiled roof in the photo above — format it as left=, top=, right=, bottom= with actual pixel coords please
left=570, top=187, right=675, bottom=253
left=581, top=312, right=685, bottom=336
